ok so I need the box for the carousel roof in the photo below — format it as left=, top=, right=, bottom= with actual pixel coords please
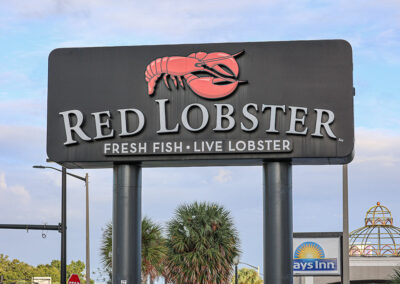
left=350, top=202, right=400, bottom=257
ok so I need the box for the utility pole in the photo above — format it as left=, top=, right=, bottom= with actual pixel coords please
left=85, top=173, right=90, bottom=284
left=33, top=165, right=90, bottom=284
left=342, top=164, right=350, bottom=284
left=61, top=167, right=67, bottom=284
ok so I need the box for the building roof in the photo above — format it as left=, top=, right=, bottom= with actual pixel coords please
left=350, top=202, right=400, bottom=256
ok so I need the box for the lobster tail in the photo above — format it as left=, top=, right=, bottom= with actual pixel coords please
left=147, top=75, right=160, bottom=95
left=145, top=57, right=170, bottom=95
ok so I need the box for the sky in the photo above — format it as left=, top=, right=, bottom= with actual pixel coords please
left=0, top=0, right=400, bottom=282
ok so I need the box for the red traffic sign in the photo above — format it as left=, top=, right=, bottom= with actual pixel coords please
left=68, top=274, right=81, bottom=284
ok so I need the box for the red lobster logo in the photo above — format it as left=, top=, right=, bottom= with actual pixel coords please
left=145, top=51, right=245, bottom=99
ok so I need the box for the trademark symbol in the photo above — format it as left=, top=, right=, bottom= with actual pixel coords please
left=338, top=138, right=344, bottom=142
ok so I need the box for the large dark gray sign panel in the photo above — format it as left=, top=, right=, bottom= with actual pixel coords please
left=47, top=40, right=354, bottom=168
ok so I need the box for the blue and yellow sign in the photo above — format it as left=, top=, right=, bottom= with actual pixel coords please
left=293, top=241, right=337, bottom=272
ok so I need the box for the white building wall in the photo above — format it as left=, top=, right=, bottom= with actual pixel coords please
left=294, top=256, right=400, bottom=284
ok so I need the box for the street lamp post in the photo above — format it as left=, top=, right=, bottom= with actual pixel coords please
left=33, top=165, right=90, bottom=284
left=234, top=261, right=263, bottom=283
left=240, top=262, right=260, bottom=275
left=233, top=256, right=239, bottom=284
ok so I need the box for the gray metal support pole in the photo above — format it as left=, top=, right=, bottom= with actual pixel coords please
left=113, top=164, right=142, bottom=284
left=263, top=162, right=293, bottom=284
left=342, top=164, right=350, bottom=284
left=61, top=167, right=67, bottom=284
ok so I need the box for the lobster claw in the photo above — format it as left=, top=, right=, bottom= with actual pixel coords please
left=184, top=74, right=239, bottom=99
left=201, top=52, right=241, bottom=78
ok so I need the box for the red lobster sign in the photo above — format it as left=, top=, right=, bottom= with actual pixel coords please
left=145, top=51, right=245, bottom=99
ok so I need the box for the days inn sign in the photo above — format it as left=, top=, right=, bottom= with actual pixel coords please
left=47, top=40, right=354, bottom=168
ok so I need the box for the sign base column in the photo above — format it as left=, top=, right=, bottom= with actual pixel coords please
left=113, top=164, right=142, bottom=284
left=263, top=162, right=293, bottom=284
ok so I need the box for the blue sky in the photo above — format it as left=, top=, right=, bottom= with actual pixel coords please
left=0, top=0, right=400, bottom=282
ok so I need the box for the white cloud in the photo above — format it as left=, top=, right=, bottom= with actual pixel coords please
left=0, top=98, right=47, bottom=124
left=0, top=172, right=31, bottom=205
left=0, top=70, right=30, bottom=85
left=0, top=124, right=46, bottom=162
left=354, top=127, right=400, bottom=167
left=213, top=169, right=232, bottom=184
left=4, top=0, right=93, bottom=18
left=2, top=0, right=400, bottom=56
left=0, top=172, right=6, bottom=189
left=0, top=170, right=63, bottom=225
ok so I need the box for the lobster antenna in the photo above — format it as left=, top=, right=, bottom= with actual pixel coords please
left=233, top=50, right=245, bottom=57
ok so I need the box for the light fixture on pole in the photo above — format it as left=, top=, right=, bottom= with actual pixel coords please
left=233, top=256, right=240, bottom=284
left=33, top=165, right=90, bottom=284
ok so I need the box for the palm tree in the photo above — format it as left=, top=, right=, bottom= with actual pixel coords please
left=166, top=201, right=240, bottom=283
left=142, top=217, right=168, bottom=283
left=99, top=218, right=167, bottom=284
left=100, top=222, right=112, bottom=282
left=231, top=268, right=263, bottom=284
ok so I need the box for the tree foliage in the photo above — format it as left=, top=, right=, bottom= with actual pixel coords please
left=99, top=222, right=112, bottom=281
left=99, top=218, right=167, bottom=284
left=166, top=201, right=240, bottom=284
left=0, top=254, right=88, bottom=284
left=0, top=255, right=34, bottom=282
left=231, top=268, right=263, bottom=284
left=141, top=217, right=168, bottom=283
